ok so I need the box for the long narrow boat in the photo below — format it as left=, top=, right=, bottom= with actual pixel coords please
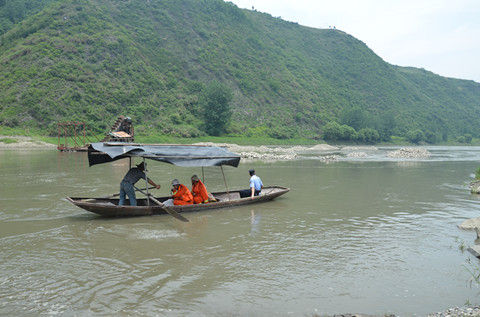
left=66, top=142, right=289, bottom=220
left=67, top=186, right=289, bottom=217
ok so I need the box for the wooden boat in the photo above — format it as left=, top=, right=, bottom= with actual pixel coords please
left=67, top=186, right=289, bottom=217
left=67, top=142, right=289, bottom=221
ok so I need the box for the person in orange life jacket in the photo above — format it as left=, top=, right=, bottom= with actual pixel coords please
left=239, top=169, right=263, bottom=199
left=191, top=174, right=209, bottom=204
left=119, top=162, right=161, bottom=206
left=163, top=179, right=193, bottom=206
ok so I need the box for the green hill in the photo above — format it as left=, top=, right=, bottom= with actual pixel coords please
left=1, top=0, right=479, bottom=142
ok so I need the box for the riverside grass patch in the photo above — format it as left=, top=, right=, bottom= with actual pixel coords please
left=475, top=168, right=480, bottom=180
left=0, top=138, right=18, bottom=144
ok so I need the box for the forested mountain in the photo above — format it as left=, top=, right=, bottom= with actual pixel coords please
left=1, top=0, right=479, bottom=142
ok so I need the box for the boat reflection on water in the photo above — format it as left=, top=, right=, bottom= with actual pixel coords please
left=250, top=209, right=261, bottom=236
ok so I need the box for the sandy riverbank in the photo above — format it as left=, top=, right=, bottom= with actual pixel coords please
left=0, top=135, right=56, bottom=149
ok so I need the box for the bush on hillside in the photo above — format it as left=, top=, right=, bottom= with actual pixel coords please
left=268, top=125, right=296, bottom=139
left=406, top=129, right=425, bottom=144
left=323, top=121, right=356, bottom=141
left=464, top=134, right=473, bottom=144
left=340, top=106, right=367, bottom=131
left=341, top=125, right=357, bottom=141
left=161, top=124, right=204, bottom=138
left=424, top=130, right=437, bottom=144
left=457, top=134, right=472, bottom=144
left=245, top=126, right=269, bottom=137
left=442, top=130, right=449, bottom=142
left=357, top=128, right=380, bottom=144
left=322, top=121, right=342, bottom=141
left=200, top=81, right=233, bottom=136
left=374, top=111, right=396, bottom=142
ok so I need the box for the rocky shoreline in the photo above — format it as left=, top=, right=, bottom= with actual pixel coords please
left=427, top=306, right=480, bottom=316
left=470, top=180, right=480, bottom=194
left=194, top=142, right=433, bottom=161
left=387, top=147, right=431, bottom=159
left=0, top=137, right=435, bottom=162
left=194, top=142, right=340, bottom=161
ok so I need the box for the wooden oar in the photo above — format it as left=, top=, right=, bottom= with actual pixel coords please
left=133, top=185, right=189, bottom=222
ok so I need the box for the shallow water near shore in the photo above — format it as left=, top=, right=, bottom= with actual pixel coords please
left=1, top=147, right=480, bottom=315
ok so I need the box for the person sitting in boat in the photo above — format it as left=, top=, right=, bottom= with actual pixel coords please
left=239, top=169, right=263, bottom=198
left=191, top=174, right=209, bottom=204
left=163, top=179, right=193, bottom=206
left=119, top=162, right=161, bottom=206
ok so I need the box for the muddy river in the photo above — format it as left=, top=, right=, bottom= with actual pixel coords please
left=1, top=146, right=479, bottom=315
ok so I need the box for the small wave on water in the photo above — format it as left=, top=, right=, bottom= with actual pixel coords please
left=0, top=219, right=193, bottom=315
left=134, top=228, right=185, bottom=240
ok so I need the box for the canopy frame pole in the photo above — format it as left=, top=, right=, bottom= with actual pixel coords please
left=220, top=165, right=229, bottom=196
left=202, top=166, right=205, bottom=183
left=143, top=157, right=150, bottom=206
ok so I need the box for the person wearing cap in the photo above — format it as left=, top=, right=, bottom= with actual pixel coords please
left=118, top=117, right=133, bottom=135
left=239, top=169, right=263, bottom=199
left=163, top=179, right=193, bottom=206
left=190, top=175, right=209, bottom=204
left=119, top=162, right=161, bottom=206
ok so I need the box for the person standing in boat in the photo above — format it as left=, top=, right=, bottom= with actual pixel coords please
left=163, top=179, right=194, bottom=206
left=191, top=174, right=209, bottom=204
left=239, top=169, right=263, bottom=198
left=118, top=117, right=133, bottom=135
left=119, top=162, right=161, bottom=206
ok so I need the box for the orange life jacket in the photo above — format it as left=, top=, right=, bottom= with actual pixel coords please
left=192, top=180, right=209, bottom=204
left=172, top=184, right=193, bottom=205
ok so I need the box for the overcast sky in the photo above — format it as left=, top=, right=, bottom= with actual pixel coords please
left=228, top=0, right=480, bottom=83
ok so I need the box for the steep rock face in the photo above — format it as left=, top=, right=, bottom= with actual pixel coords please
left=1, top=0, right=479, bottom=138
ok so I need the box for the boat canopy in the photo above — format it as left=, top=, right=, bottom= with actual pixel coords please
left=87, top=142, right=241, bottom=167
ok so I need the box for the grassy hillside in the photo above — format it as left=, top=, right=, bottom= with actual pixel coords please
left=0, top=0, right=58, bottom=35
left=1, top=0, right=479, bottom=142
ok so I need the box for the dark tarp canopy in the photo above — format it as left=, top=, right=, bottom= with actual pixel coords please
left=88, top=142, right=241, bottom=167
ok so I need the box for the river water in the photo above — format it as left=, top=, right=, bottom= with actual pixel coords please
left=1, top=146, right=480, bottom=316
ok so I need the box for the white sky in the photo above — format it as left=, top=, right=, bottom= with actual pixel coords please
left=228, top=0, right=480, bottom=83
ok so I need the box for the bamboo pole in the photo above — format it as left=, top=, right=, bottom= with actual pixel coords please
left=64, top=125, right=67, bottom=149
left=57, top=124, right=60, bottom=149
left=83, top=123, right=86, bottom=146
left=143, top=157, right=150, bottom=206
left=221, top=165, right=229, bottom=196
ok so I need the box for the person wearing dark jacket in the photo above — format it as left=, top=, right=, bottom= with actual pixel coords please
left=119, top=162, right=160, bottom=206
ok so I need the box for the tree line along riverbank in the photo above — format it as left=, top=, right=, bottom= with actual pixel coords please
left=2, top=126, right=480, bottom=149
